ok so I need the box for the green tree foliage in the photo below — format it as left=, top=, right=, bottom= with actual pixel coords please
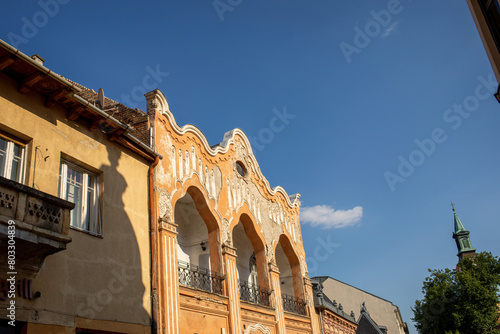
left=413, top=252, right=500, bottom=334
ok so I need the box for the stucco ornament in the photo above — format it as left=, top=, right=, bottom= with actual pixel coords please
left=236, top=141, right=247, bottom=159
left=222, top=218, right=232, bottom=246
left=243, top=323, right=271, bottom=334
left=300, top=255, right=308, bottom=277
left=266, top=243, right=275, bottom=264
left=145, top=89, right=170, bottom=116
left=158, top=188, right=172, bottom=222
left=148, top=98, right=159, bottom=114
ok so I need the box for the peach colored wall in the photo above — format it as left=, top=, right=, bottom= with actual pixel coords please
left=148, top=89, right=315, bottom=333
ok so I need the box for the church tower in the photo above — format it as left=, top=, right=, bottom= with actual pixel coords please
left=451, top=203, right=476, bottom=262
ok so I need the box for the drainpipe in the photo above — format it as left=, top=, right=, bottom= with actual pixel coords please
left=149, top=155, right=160, bottom=334
left=319, top=309, right=325, bottom=334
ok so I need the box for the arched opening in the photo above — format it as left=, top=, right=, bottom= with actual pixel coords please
left=176, top=193, right=210, bottom=268
left=174, top=189, right=222, bottom=294
left=232, top=213, right=270, bottom=306
left=275, top=242, right=294, bottom=296
left=275, top=234, right=307, bottom=315
left=233, top=222, right=256, bottom=284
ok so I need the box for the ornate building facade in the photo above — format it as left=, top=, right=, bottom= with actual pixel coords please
left=146, top=89, right=318, bottom=334
left=0, top=38, right=319, bottom=333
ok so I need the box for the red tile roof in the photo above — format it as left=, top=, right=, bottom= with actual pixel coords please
left=68, top=80, right=151, bottom=145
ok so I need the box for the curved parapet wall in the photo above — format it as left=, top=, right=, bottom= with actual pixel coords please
left=147, top=89, right=305, bottom=256
left=147, top=88, right=320, bottom=334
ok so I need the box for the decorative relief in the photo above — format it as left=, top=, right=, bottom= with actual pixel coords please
left=222, top=244, right=237, bottom=256
left=198, top=159, right=203, bottom=184
left=236, top=140, right=247, bottom=160
left=194, top=295, right=224, bottom=304
left=300, top=255, right=308, bottom=277
left=27, top=201, right=61, bottom=224
left=210, top=170, right=216, bottom=197
left=171, top=146, right=177, bottom=180
left=185, top=150, right=190, bottom=177
left=0, top=192, right=15, bottom=209
left=222, top=218, right=231, bottom=246
left=191, top=146, right=196, bottom=171
left=266, top=243, right=275, bottom=264
left=204, top=166, right=209, bottom=191
left=243, top=323, right=272, bottom=334
left=159, top=221, right=177, bottom=233
left=148, top=98, right=159, bottom=114
left=179, top=150, right=184, bottom=179
left=158, top=189, right=172, bottom=222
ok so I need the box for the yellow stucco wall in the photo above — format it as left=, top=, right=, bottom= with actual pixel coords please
left=0, top=72, right=151, bottom=330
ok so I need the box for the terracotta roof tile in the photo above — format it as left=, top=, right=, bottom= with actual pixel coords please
left=67, top=80, right=151, bottom=146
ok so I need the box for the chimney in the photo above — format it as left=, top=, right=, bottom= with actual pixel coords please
left=30, top=54, right=45, bottom=65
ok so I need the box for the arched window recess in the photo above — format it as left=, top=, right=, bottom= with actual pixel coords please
left=175, top=190, right=223, bottom=295
left=275, top=234, right=307, bottom=315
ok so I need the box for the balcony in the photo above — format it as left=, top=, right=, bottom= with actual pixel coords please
left=282, top=293, right=307, bottom=315
left=239, top=280, right=272, bottom=307
left=0, top=176, right=74, bottom=278
left=178, top=260, right=224, bottom=294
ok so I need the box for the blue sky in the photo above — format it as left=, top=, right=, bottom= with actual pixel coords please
left=2, top=0, right=500, bottom=331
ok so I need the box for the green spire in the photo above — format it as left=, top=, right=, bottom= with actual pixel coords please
left=454, top=210, right=466, bottom=233
left=450, top=202, right=476, bottom=261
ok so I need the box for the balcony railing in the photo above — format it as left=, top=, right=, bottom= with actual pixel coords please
left=239, top=280, right=272, bottom=307
left=178, top=260, right=224, bottom=294
left=0, top=176, right=74, bottom=278
left=282, top=293, right=307, bottom=315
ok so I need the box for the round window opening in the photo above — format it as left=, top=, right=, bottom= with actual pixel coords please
left=236, top=161, right=246, bottom=177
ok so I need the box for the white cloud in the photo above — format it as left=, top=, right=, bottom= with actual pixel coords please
left=300, top=205, right=363, bottom=229
left=381, top=22, right=398, bottom=38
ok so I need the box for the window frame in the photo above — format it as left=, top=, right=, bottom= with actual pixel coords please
left=59, top=159, right=102, bottom=236
left=479, top=0, right=500, bottom=54
left=0, top=133, right=27, bottom=184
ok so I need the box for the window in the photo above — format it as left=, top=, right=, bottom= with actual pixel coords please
left=0, top=135, right=26, bottom=183
left=249, top=252, right=258, bottom=286
left=236, top=161, right=246, bottom=177
left=59, top=160, right=101, bottom=235
left=480, top=0, right=500, bottom=52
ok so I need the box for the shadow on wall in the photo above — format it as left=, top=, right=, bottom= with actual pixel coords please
left=31, top=145, right=151, bottom=333
left=80, top=146, right=151, bottom=326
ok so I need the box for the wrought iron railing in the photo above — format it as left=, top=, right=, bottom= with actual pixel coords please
left=239, top=280, right=272, bottom=307
left=178, top=260, right=224, bottom=295
left=282, top=293, right=307, bottom=315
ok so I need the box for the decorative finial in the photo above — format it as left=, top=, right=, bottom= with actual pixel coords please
left=361, top=301, right=369, bottom=314
left=450, top=201, right=455, bottom=212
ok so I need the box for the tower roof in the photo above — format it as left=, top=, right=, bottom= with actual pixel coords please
left=451, top=203, right=476, bottom=260
left=454, top=210, right=467, bottom=234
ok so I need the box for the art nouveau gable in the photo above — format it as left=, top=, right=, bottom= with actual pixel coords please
left=146, top=89, right=319, bottom=334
